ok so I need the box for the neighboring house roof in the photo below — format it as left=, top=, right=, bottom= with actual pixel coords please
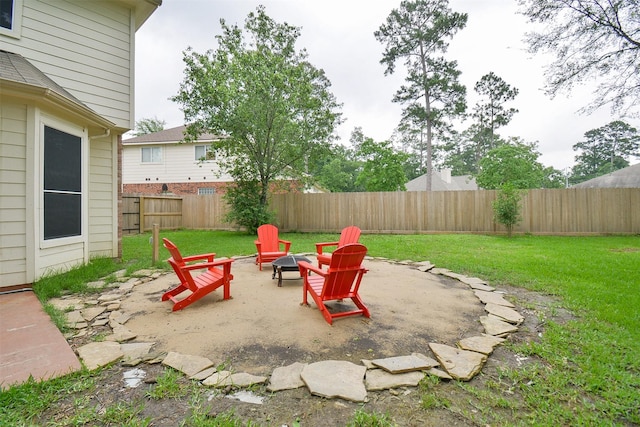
left=572, top=163, right=640, bottom=188
left=123, top=125, right=221, bottom=144
left=406, top=168, right=478, bottom=191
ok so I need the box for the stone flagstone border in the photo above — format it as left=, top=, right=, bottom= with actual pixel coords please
left=50, top=255, right=525, bottom=403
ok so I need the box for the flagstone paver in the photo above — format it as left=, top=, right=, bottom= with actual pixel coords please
left=480, top=315, right=519, bottom=336
left=301, top=360, right=367, bottom=402
left=426, top=367, right=453, bottom=380
left=458, top=335, right=505, bottom=355
left=458, top=276, right=488, bottom=286
left=371, top=354, right=439, bottom=373
left=202, top=370, right=232, bottom=387
left=365, top=369, right=425, bottom=391
left=190, top=367, right=217, bottom=380
left=162, top=351, right=215, bottom=377
left=77, top=341, right=123, bottom=370
left=80, top=306, right=106, bottom=321
left=120, top=342, right=155, bottom=363
left=484, top=303, right=524, bottom=324
left=228, top=372, right=268, bottom=387
left=428, top=343, right=487, bottom=381
left=474, top=290, right=515, bottom=307
left=65, top=311, right=87, bottom=329
left=469, top=283, right=496, bottom=292
left=267, top=362, right=307, bottom=391
left=105, top=324, right=136, bottom=342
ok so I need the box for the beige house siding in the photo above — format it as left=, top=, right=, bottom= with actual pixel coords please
left=3, top=0, right=135, bottom=129
left=0, top=102, right=29, bottom=287
left=88, top=135, right=119, bottom=256
left=1, top=0, right=160, bottom=288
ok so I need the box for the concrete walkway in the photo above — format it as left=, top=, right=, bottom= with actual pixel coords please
left=0, top=290, right=81, bottom=389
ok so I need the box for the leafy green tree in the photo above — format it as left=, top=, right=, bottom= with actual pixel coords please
left=394, top=117, right=428, bottom=179
left=355, top=137, right=408, bottom=191
left=314, top=145, right=363, bottom=192
left=172, top=6, right=341, bottom=232
left=440, top=128, right=479, bottom=176
left=133, top=117, right=165, bottom=136
left=375, top=0, right=467, bottom=191
left=476, top=139, right=545, bottom=190
left=542, top=166, right=566, bottom=189
left=519, top=0, right=640, bottom=115
left=570, top=120, right=640, bottom=184
left=471, top=72, right=519, bottom=158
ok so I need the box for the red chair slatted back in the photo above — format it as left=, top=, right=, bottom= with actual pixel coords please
left=163, top=238, right=184, bottom=266
left=163, top=238, right=198, bottom=292
left=321, top=243, right=367, bottom=299
left=256, top=224, right=281, bottom=252
left=337, top=226, right=361, bottom=247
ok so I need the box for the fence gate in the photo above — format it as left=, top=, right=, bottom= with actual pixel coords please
left=122, top=195, right=140, bottom=234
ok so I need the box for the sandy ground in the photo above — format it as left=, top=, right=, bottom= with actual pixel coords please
left=122, top=256, right=486, bottom=374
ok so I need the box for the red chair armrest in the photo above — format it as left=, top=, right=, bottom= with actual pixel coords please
left=279, top=239, right=291, bottom=252
left=181, top=253, right=216, bottom=263
left=315, top=241, right=338, bottom=255
left=298, top=260, right=326, bottom=277
left=180, top=258, right=234, bottom=272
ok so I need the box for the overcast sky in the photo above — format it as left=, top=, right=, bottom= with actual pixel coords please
left=133, top=0, right=637, bottom=172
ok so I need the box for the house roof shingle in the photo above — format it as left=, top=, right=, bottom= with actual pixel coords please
left=123, top=125, right=221, bottom=144
left=572, top=163, right=640, bottom=188
left=405, top=169, right=478, bottom=191
left=0, top=50, right=86, bottom=107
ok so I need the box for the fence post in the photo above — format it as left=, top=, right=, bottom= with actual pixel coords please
left=152, top=223, right=160, bottom=264
left=139, top=196, right=145, bottom=233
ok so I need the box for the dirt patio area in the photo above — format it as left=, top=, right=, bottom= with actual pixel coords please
left=121, top=255, right=487, bottom=374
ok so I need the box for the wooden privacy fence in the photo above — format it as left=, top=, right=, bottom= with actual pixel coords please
left=122, top=188, right=640, bottom=235
left=122, top=194, right=231, bottom=233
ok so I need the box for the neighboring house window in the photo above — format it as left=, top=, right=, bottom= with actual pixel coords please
left=0, top=0, right=22, bottom=37
left=43, top=125, right=82, bottom=240
left=141, top=146, right=162, bottom=163
left=195, top=145, right=215, bottom=161
left=198, top=188, right=215, bottom=195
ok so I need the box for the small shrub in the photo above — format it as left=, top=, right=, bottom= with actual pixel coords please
left=223, top=180, right=275, bottom=234
left=492, top=183, right=523, bottom=237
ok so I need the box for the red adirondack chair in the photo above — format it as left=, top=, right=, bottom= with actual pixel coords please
left=298, top=243, right=370, bottom=325
left=254, top=224, right=291, bottom=270
left=161, top=238, right=234, bottom=311
left=315, top=225, right=361, bottom=268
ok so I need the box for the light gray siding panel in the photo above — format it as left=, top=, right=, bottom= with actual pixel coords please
left=88, top=136, right=115, bottom=256
left=38, top=243, right=85, bottom=277
left=17, top=32, right=130, bottom=84
left=0, top=101, right=28, bottom=287
left=4, top=0, right=134, bottom=127
left=122, top=143, right=234, bottom=184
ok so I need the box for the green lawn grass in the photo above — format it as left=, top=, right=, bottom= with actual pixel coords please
left=15, top=231, right=640, bottom=425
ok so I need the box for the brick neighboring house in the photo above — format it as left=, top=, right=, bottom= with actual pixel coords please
left=122, top=125, right=233, bottom=195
